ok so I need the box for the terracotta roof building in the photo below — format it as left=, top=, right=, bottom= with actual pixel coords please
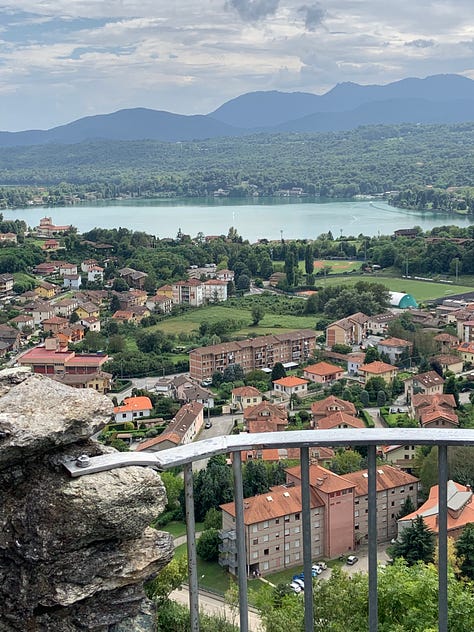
left=231, top=386, right=263, bottom=411
left=136, top=402, right=204, bottom=452
left=303, top=361, right=344, bottom=384
left=358, top=361, right=397, bottom=383
left=272, top=375, right=309, bottom=397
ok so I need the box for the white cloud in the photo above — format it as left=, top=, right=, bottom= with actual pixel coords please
left=0, top=0, right=472, bottom=129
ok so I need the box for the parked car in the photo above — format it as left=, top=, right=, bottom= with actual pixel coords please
left=346, top=555, right=359, bottom=565
left=204, top=421, right=212, bottom=429
left=316, top=561, right=328, bottom=571
left=311, top=564, right=323, bottom=575
left=293, top=578, right=305, bottom=590
left=289, top=581, right=302, bottom=594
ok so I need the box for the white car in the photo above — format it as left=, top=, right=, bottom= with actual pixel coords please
left=293, top=578, right=305, bottom=590
left=312, top=564, right=323, bottom=575
left=346, top=555, right=359, bottom=565
left=289, top=581, right=302, bottom=594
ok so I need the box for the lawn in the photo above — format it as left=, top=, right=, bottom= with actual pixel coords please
left=317, top=274, right=474, bottom=302
left=312, top=259, right=361, bottom=274
left=162, top=521, right=205, bottom=539
left=149, top=305, right=316, bottom=337
left=174, top=543, right=232, bottom=595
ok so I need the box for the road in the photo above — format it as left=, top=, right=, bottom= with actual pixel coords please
left=192, top=412, right=240, bottom=471
left=170, top=586, right=262, bottom=632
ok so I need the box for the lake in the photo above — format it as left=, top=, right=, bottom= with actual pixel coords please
left=3, top=198, right=472, bottom=241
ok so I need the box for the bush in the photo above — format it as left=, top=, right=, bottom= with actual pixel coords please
left=196, top=528, right=221, bottom=562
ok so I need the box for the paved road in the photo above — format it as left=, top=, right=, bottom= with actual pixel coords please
left=192, top=413, right=240, bottom=471
left=170, top=586, right=262, bottom=631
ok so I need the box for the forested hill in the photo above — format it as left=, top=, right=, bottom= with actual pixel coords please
left=0, top=123, right=473, bottom=201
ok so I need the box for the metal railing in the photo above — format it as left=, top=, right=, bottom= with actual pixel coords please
left=63, top=428, right=474, bottom=632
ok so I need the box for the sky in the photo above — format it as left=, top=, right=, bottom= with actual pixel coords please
left=0, top=0, right=473, bottom=131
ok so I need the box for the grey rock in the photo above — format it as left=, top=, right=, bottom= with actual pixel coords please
left=0, top=371, right=174, bottom=631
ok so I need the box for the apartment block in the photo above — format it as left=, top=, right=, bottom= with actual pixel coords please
left=189, top=329, right=316, bottom=380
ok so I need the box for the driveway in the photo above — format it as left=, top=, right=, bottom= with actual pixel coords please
left=341, top=543, right=391, bottom=577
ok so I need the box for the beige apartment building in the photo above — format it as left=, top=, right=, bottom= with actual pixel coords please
left=189, top=329, right=316, bottom=380
left=220, top=464, right=419, bottom=576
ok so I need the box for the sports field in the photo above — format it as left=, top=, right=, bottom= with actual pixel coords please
left=318, top=275, right=474, bottom=302
left=313, top=259, right=361, bottom=273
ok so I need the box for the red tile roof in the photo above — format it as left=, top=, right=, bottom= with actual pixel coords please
left=273, top=376, right=309, bottom=387
left=343, top=465, right=419, bottom=496
left=316, top=411, right=365, bottom=430
left=359, top=360, right=396, bottom=374
left=114, top=396, right=153, bottom=414
left=304, top=361, right=343, bottom=376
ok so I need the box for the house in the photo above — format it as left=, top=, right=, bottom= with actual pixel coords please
left=113, top=396, right=153, bottom=423
left=381, top=445, right=417, bottom=472
left=404, top=370, right=444, bottom=403
left=80, top=316, right=101, bottom=332
left=63, top=274, right=82, bottom=290
left=434, top=333, right=459, bottom=352
left=58, top=263, right=78, bottom=277
left=272, top=376, right=308, bottom=397
left=358, top=361, right=397, bottom=384
left=326, top=312, right=369, bottom=347
left=136, top=402, right=204, bottom=452
left=0, top=232, right=17, bottom=243
left=311, top=396, right=357, bottom=429
left=54, top=370, right=112, bottom=394
left=457, top=342, right=474, bottom=364
left=314, top=411, right=365, bottom=430
left=431, top=354, right=463, bottom=375
left=244, top=401, right=288, bottom=433
left=303, top=361, right=344, bottom=384
left=347, top=352, right=366, bottom=375
left=157, top=284, right=173, bottom=298
left=112, top=310, right=135, bottom=324
left=175, top=384, right=215, bottom=409
left=41, top=316, right=69, bottom=334
left=172, top=279, right=204, bottom=307
left=10, top=314, right=34, bottom=332
left=398, top=480, right=474, bottom=540
left=118, top=289, right=148, bottom=310
left=54, top=298, right=79, bottom=318
left=203, top=279, right=228, bottom=303
left=42, top=239, right=60, bottom=251
left=146, top=293, right=173, bottom=314
left=376, top=337, right=413, bottom=364
left=0, top=273, right=14, bottom=293
left=75, top=302, right=100, bottom=320
left=18, top=338, right=108, bottom=375
left=0, top=324, right=21, bottom=353
left=55, top=324, right=85, bottom=345
left=232, top=386, right=263, bottom=411
left=461, top=320, right=474, bottom=343
left=81, top=259, right=99, bottom=273
left=34, top=262, right=59, bottom=276
left=118, top=267, right=148, bottom=289
left=35, top=281, right=60, bottom=300
left=411, top=393, right=458, bottom=428
left=365, top=312, right=398, bottom=335
left=87, top=265, right=104, bottom=283
left=29, top=301, right=56, bottom=326
left=216, top=269, right=234, bottom=282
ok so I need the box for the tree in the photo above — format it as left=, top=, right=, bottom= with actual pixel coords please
left=222, top=363, right=244, bottom=383
left=203, top=507, right=222, bottom=530
left=146, top=555, right=188, bottom=607
left=304, top=244, right=313, bottom=275
left=376, top=389, right=386, bottom=407
left=360, top=390, right=370, bottom=407
left=390, top=515, right=435, bottom=565
left=364, top=346, right=380, bottom=363
left=112, top=277, right=129, bottom=292
left=196, top=528, right=221, bottom=562
left=236, top=273, right=250, bottom=291
left=397, top=495, right=415, bottom=519
left=444, top=375, right=460, bottom=407
left=455, top=522, right=474, bottom=580
left=271, top=362, right=286, bottom=381
left=192, top=455, right=234, bottom=522
left=330, top=449, right=363, bottom=474
left=251, top=304, right=265, bottom=326
left=107, top=334, right=126, bottom=354
left=243, top=460, right=269, bottom=497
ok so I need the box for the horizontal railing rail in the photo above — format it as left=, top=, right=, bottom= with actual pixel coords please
left=63, top=428, right=474, bottom=632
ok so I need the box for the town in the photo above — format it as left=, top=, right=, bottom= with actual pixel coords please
left=1, top=213, right=474, bottom=606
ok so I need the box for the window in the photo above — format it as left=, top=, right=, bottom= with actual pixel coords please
left=263, top=521, right=269, bottom=529
left=252, top=539, right=258, bottom=545
left=409, top=485, right=413, bottom=491
left=294, top=526, right=300, bottom=534
left=294, top=540, right=300, bottom=548
left=276, top=545, right=280, bottom=551
left=263, top=561, right=269, bottom=570
left=295, top=513, right=300, bottom=520
left=285, top=529, right=290, bottom=536
left=284, top=516, right=290, bottom=522
left=252, top=525, right=258, bottom=533
left=263, top=535, right=269, bottom=542
left=252, top=552, right=258, bottom=559
left=285, top=543, right=290, bottom=551
left=355, top=510, right=359, bottom=517
left=264, top=549, right=269, bottom=556
left=294, top=552, right=300, bottom=561
left=275, top=518, right=280, bottom=525
left=275, top=533, right=280, bottom=538
left=391, top=501, right=395, bottom=506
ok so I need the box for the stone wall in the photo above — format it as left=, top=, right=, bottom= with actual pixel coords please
left=0, top=369, right=173, bottom=631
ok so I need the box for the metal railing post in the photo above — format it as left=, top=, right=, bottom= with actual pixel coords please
left=438, top=445, right=448, bottom=632
left=301, top=446, right=314, bottom=632
left=368, top=444, right=378, bottom=632
left=184, top=463, right=199, bottom=632
left=233, top=451, right=249, bottom=632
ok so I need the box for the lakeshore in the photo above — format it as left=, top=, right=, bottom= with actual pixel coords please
left=3, top=198, right=472, bottom=241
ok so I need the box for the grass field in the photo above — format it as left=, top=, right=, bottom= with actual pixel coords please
left=317, top=274, right=474, bottom=302
left=150, top=305, right=316, bottom=337
left=298, top=259, right=362, bottom=274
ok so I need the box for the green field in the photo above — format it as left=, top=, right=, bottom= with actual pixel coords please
left=298, top=259, right=362, bottom=275
left=317, top=275, right=474, bottom=302
left=150, top=305, right=316, bottom=337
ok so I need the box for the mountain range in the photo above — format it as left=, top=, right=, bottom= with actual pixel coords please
left=1, top=74, right=474, bottom=147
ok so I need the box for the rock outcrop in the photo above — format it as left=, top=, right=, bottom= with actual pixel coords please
left=0, top=370, right=174, bottom=631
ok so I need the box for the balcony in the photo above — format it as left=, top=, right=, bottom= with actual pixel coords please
left=63, top=427, right=474, bottom=632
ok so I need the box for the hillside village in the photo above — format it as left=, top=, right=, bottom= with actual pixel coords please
left=2, top=216, right=474, bottom=578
